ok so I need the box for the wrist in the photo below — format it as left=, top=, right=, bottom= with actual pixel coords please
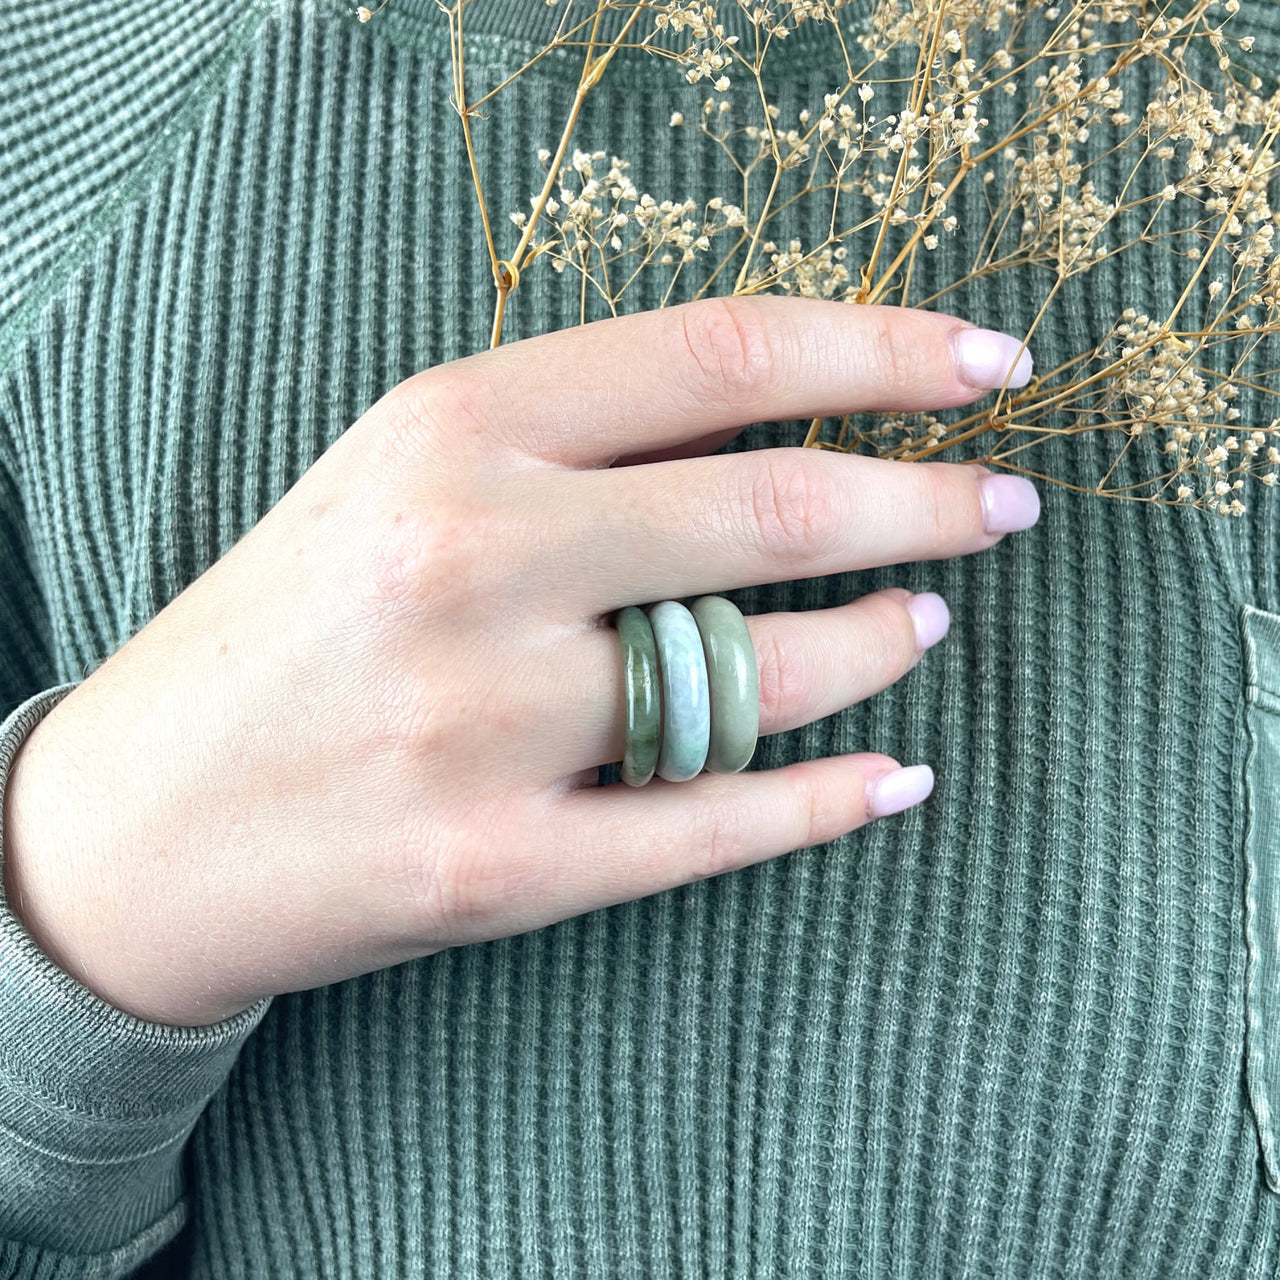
left=2, top=697, right=249, bottom=1028
left=4, top=706, right=121, bottom=1006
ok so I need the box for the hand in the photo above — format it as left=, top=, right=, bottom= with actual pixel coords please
left=2, top=295, right=1039, bottom=1026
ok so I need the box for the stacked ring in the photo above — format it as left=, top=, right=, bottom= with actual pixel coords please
left=647, top=600, right=712, bottom=782
left=689, top=595, right=760, bottom=774
left=615, top=605, right=661, bottom=787
left=614, top=596, right=759, bottom=786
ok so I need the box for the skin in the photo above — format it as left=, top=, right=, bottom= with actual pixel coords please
left=1, top=295, right=1037, bottom=1027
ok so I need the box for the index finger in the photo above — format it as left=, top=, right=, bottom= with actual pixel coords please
left=401, top=295, right=1032, bottom=469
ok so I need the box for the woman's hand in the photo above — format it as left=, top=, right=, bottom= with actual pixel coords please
left=1, top=295, right=1038, bottom=1027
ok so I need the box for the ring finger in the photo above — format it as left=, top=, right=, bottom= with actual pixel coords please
left=513, top=586, right=948, bottom=787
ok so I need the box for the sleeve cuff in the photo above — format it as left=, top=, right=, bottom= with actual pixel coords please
left=0, top=1200, right=188, bottom=1280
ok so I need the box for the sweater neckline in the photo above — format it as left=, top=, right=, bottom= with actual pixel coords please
left=363, top=0, right=854, bottom=59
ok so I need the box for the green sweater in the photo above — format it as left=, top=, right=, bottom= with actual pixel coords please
left=4, top=0, right=1280, bottom=1275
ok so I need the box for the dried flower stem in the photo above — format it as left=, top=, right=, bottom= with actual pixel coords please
left=438, top=1, right=501, bottom=343
left=440, top=0, right=648, bottom=348
left=410, top=0, right=1280, bottom=515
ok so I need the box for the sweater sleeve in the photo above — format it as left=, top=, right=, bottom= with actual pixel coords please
left=0, top=3, right=279, bottom=1272
left=0, top=491, right=273, bottom=1277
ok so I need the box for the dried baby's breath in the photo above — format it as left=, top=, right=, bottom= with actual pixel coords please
left=383, top=0, right=1280, bottom=516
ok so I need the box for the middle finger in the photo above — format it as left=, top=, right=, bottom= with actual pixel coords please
left=529, top=447, right=1039, bottom=618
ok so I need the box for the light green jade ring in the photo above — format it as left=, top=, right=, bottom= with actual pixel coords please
left=613, top=595, right=759, bottom=786
left=689, top=595, right=759, bottom=774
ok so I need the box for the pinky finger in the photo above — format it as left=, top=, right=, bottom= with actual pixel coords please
left=535, top=755, right=935, bottom=923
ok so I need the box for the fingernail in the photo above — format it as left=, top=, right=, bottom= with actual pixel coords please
left=867, top=764, right=935, bottom=818
left=906, top=592, right=950, bottom=650
left=952, top=327, right=1033, bottom=390
left=978, top=473, right=1041, bottom=533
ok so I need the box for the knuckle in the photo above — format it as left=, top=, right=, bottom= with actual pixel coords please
left=684, top=768, right=840, bottom=884
left=674, top=297, right=776, bottom=407
left=754, top=628, right=809, bottom=725
left=405, top=816, right=521, bottom=940
left=379, top=377, right=448, bottom=466
left=794, top=768, right=842, bottom=852
left=359, top=495, right=497, bottom=619
left=917, top=461, right=973, bottom=546
left=396, top=840, right=457, bottom=936
left=871, top=592, right=924, bottom=672
left=432, top=845, right=505, bottom=935
left=352, top=775, right=462, bottom=940
left=688, top=793, right=752, bottom=882
left=375, top=370, right=488, bottom=477
left=741, top=453, right=837, bottom=564
left=866, top=310, right=926, bottom=392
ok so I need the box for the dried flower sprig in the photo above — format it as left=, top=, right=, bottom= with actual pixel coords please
left=366, top=0, right=1280, bottom=517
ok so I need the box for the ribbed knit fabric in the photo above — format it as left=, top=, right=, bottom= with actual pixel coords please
left=4, top=1, right=1280, bottom=1275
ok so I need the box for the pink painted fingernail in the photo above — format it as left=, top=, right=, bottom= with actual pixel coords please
left=952, top=327, right=1033, bottom=389
left=906, top=592, right=950, bottom=650
left=867, top=765, right=935, bottom=818
left=978, top=473, right=1041, bottom=533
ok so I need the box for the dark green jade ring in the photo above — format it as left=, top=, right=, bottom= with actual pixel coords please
left=613, top=596, right=759, bottom=787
